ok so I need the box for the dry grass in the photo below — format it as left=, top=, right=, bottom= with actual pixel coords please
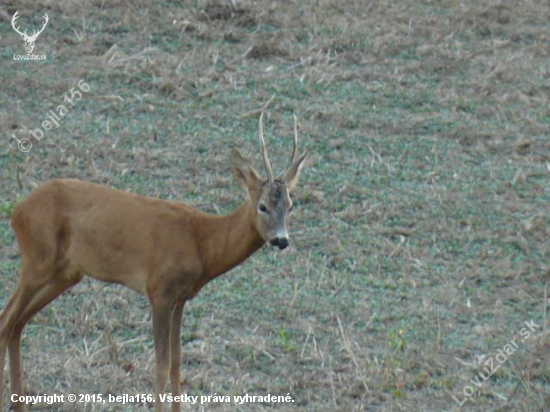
left=1, top=0, right=550, bottom=410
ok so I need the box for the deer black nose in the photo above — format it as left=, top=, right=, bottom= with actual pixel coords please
left=270, top=237, right=289, bottom=250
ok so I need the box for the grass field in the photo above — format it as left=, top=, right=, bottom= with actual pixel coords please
left=1, top=0, right=549, bottom=411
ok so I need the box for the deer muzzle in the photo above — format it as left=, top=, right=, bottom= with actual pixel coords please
left=270, top=237, right=289, bottom=250
left=270, top=227, right=290, bottom=249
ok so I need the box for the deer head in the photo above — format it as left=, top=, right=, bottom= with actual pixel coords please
left=11, top=11, right=49, bottom=54
left=230, top=113, right=308, bottom=250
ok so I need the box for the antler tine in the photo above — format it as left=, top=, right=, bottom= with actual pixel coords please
left=283, top=113, right=299, bottom=174
left=291, top=113, right=299, bottom=164
left=259, top=112, right=274, bottom=182
left=11, top=11, right=26, bottom=36
left=12, top=10, right=19, bottom=25
left=38, top=13, right=49, bottom=34
left=30, top=13, right=49, bottom=39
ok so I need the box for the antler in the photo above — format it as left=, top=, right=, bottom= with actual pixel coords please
left=11, top=11, right=48, bottom=40
left=11, top=11, right=27, bottom=37
left=32, top=13, right=49, bottom=39
left=288, top=113, right=299, bottom=168
left=258, top=112, right=274, bottom=182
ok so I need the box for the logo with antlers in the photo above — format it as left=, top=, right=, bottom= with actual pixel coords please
left=11, top=10, right=49, bottom=54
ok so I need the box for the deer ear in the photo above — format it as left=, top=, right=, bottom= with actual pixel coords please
left=230, top=149, right=262, bottom=193
left=282, top=151, right=307, bottom=191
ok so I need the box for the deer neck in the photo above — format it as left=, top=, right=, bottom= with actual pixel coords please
left=199, top=201, right=265, bottom=280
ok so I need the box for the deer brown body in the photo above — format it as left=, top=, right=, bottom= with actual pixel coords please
left=0, top=114, right=307, bottom=412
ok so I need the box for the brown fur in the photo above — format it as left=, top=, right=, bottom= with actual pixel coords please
left=0, top=142, right=306, bottom=412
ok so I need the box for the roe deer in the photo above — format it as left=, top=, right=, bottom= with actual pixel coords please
left=0, top=113, right=307, bottom=412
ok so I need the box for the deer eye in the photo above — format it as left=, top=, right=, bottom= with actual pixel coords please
left=258, top=204, right=269, bottom=214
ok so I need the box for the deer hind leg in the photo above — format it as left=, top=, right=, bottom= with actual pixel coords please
left=0, top=278, right=50, bottom=412
left=0, top=287, right=22, bottom=411
left=0, top=263, right=81, bottom=412
left=9, top=278, right=80, bottom=411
